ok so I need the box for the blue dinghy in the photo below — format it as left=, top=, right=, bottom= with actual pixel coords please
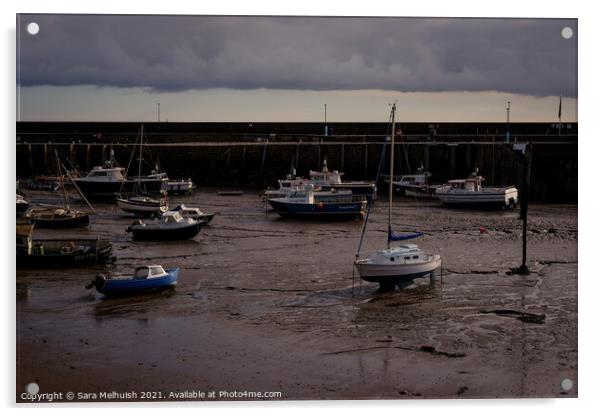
left=88, top=265, right=179, bottom=298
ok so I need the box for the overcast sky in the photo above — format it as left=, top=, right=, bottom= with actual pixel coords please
left=16, top=14, right=577, bottom=121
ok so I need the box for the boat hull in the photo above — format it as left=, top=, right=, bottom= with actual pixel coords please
left=435, top=187, right=519, bottom=209
left=268, top=199, right=365, bottom=219
left=127, top=222, right=203, bottom=240
left=16, top=239, right=113, bottom=268
left=355, top=255, right=441, bottom=289
left=95, top=268, right=180, bottom=298
left=116, top=198, right=166, bottom=216
left=165, top=181, right=195, bottom=195
left=28, top=213, right=90, bottom=228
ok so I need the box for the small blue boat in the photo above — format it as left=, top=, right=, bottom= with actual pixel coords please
left=88, top=265, right=179, bottom=298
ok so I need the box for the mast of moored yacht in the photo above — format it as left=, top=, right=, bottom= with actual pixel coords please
left=388, top=104, right=396, bottom=249
left=138, top=124, right=144, bottom=182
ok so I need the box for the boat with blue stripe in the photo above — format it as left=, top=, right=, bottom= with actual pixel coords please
left=268, top=186, right=366, bottom=219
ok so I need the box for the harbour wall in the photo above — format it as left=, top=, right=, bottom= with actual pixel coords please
left=16, top=139, right=577, bottom=203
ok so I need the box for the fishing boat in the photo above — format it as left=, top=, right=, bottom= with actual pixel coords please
left=16, top=194, right=29, bottom=215
left=354, top=104, right=441, bottom=291
left=126, top=211, right=203, bottom=240
left=390, top=165, right=440, bottom=198
left=309, top=160, right=376, bottom=200
left=116, top=194, right=168, bottom=216
left=164, top=178, right=196, bottom=195
left=265, top=161, right=376, bottom=201
left=171, top=204, right=216, bottom=225
left=73, top=133, right=167, bottom=199
left=268, top=185, right=366, bottom=219
left=26, top=151, right=91, bottom=228
left=16, top=223, right=113, bottom=268
left=87, top=265, right=179, bottom=298
left=435, top=169, right=519, bottom=209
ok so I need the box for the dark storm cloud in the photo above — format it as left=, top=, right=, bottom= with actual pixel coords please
left=17, top=15, right=577, bottom=96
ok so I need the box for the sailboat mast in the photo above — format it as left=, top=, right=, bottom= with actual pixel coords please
left=55, top=150, right=69, bottom=210
left=388, top=104, right=396, bottom=249
left=138, top=125, right=144, bottom=181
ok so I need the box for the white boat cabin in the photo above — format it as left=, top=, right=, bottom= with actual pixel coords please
left=133, top=265, right=167, bottom=279
left=447, top=175, right=485, bottom=192
left=161, top=211, right=186, bottom=223
left=83, top=166, right=126, bottom=182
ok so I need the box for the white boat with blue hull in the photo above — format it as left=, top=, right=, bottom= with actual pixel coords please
left=268, top=187, right=366, bottom=219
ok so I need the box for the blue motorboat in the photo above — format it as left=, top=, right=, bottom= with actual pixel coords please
left=268, top=186, right=366, bottom=219
left=88, top=265, right=179, bottom=297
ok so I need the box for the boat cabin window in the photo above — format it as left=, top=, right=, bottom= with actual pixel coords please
left=134, top=267, right=149, bottom=279
left=150, top=266, right=164, bottom=276
left=404, top=256, right=410, bottom=260
left=413, top=255, right=419, bottom=259
left=390, top=257, right=395, bottom=262
left=282, top=183, right=290, bottom=188
left=91, top=171, right=108, bottom=177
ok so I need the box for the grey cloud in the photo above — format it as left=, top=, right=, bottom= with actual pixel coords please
left=17, top=15, right=577, bottom=96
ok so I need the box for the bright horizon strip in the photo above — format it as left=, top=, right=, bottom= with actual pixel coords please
left=17, top=86, right=577, bottom=123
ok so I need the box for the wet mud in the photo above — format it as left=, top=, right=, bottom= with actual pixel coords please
left=16, top=190, right=577, bottom=401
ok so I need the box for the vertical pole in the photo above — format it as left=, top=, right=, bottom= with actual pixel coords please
left=506, top=101, right=511, bottom=143
left=449, top=145, right=456, bottom=178
left=241, top=145, right=247, bottom=169
left=295, top=141, right=300, bottom=172
left=341, top=143, right=345, bottom=170
left=518, top=142, right=532, bottom=274
left=158, top=103, right=161, bottom=123
left=388, top=105, right=396, bottom=250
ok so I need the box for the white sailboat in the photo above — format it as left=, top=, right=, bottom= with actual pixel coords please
left=354, top=104, right=441, bottom=291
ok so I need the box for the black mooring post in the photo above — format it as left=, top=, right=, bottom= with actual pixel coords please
left=516, top=142, right=532, bottom=275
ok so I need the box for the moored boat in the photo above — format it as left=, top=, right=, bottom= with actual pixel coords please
left=164, top=178, right=196, bottom=195
left=116, top=194, right=168, bottom=216
left=171, top=204, right=216, bottom=225
left=126, top=211, right=203, bottom=240
left=354, top=104, right=441, bottom=291
left=26, top=207, right=90, bottom=228
left=87, top=265, right=179, bottom=298
left=390, top=165, right=440, bottom=198
left=16, top=224, right=112, bottom=268
left=268, top=186, right=366, bottom=219
left=434, top=170, right=518, bottom=209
